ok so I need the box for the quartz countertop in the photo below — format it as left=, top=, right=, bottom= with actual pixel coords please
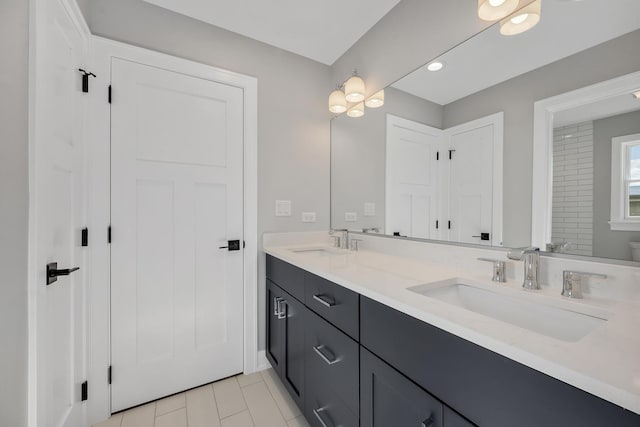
left=264, top=241, right=640, bottom=415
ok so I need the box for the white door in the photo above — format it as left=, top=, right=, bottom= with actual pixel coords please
left=32, top=0, right=88, bottom=426
left=110, top=58, right=245, bottom=411
left=445, top=113, right=503, bottom=246
left=386, top=115, right=443, bottom=239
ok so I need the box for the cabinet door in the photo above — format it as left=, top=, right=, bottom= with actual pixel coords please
left=281, top=290, right=306, bottom=410
left=266, top=280, right=284, bottom=375
left=361, top=347, right=443, bottom=427
left=444, top=407, right=476, bottom=427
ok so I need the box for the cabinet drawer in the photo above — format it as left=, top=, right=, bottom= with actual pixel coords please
left=306, top=310, right=359, bottom=415
left=361, top=347, right=443, bottom=427
left=304, top=272, right=359, bottom=340
left=266, top=255, right=305, bottom=301
left=305, top=365, right=358, bottom=427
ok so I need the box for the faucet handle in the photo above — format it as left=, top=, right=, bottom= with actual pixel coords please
left=562, top=270, right=607, bottom=299
left=477, top=258, right=507, bottom=283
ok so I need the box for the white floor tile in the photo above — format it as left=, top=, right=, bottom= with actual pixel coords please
left=155, top=392, right=186, bottom=416
left=213, top=376, right=248, bottom=419
left=91, top=413, right=122, bottom=427
left=287, top=416, right=311, bottom=427
left=221, top=410, right=255, bottom=427
left=261, top=369, right=301, bottom=421
left=186, top=384, right=221, bottom=427
left=237, top=372, right=264, bottom=388
left=120, top=402, right=156, bottom=427
left=242, top=381, right=288, bottom=427
left=155, top=407, right=187, bottom=427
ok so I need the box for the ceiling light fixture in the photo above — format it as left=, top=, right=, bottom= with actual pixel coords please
left=344, top=71, right=366, bottom=103
left=347, top=102, right=365, bottom=118
left=477, top=0, right=519, bottom=21
left=328, top=87, right=347, bottom=114
left=500, top=0, right=541, bottom=36
left=426, top=61, right=444, bottom=72
left=365, top=90, right=385, bottom=108
left=633, top=90, right=640, bottom=100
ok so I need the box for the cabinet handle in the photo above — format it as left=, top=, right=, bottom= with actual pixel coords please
left=421, top=416, right=435, bottom=427
left=312, top=294, right=336, bottom=308
left=277, top=299, right=287, bottom=320
left=313, top=407, right=335, bottom=427
left=313, top=345, right=339, bottom=365
left=273, top=297, right=283, bottom=316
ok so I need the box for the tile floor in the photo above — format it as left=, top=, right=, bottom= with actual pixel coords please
left=93, top=369, right=310, bottom=427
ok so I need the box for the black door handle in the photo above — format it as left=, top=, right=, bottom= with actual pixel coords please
left=219, top=240, right=241, bottom=251
left=46, top=262, right=80, bottom=285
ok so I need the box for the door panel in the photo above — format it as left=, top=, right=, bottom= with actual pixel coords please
left=110, top=58, right=244, bottom=411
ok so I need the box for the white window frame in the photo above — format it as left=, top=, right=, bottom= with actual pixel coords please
left=610, top=133, right=640, bottom=231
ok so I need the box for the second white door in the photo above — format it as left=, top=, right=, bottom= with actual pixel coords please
left=110, top=58, right=244, bottom=411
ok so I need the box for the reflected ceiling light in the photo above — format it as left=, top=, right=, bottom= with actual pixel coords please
left=500, top=0, right=541, bottom=36
left=633, top=90, right=640, bottom=100
left=427, top=61, right=444, bottom=72
left=344, top=72, right=366, bottom=103
left=477, top=0, right=519, bottom=21
left=328, top=87, right=347, bottom=114
left=347, top=102, right=365, bottom=118
left=365, top=90, right=385, bottom=108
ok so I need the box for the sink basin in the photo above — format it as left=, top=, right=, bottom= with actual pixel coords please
left=289, top=248, right=335, bottom=256
left=408, top=279, right=607, bottom=342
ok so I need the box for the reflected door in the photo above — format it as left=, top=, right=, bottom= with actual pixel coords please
left=110, top=58, right=244, bottom=411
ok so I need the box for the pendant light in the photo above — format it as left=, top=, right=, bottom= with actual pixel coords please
left=365, top=89, right=385, bottom=108
left=347, top=102, right=365, bottom=118
left=328, top=87, right=347, bottom=114
left=477, top=0, right=519, bottom=21
left=500, top=0, right=541, bottom=36
left=345, top=71, right=366, bottom=103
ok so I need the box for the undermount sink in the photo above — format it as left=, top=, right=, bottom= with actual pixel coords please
left=289, top=248, right=336, bottom=256
left=408, top=279, right=608, bottom=342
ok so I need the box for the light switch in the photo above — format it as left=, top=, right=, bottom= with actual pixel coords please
left=275, top=200, right=292, bottom=217
left=364, top=202, right=376, bottom=216
left=302, top=212, right=316, bottom=223
left=345, top=212, right=358, bottom=222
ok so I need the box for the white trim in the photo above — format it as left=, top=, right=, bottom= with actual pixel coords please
left=256, top=350, right=272, bottom=372
left=87, top=36, right=258, bottom=425
left=532, top=70, right=640, bottom=249
left=610, top=133, right=640, bottom=230
left=28, top=1, right=90, bottom=426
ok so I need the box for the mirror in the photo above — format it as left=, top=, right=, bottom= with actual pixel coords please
left=331, top=0, right=640, bottom=261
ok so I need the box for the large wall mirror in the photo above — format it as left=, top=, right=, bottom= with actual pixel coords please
left=331, top=0, right=640, bottom=262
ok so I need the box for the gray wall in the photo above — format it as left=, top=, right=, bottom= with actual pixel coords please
left=0, top=0, right=29, bottom=426
left=443, top=29, right=640, bottom=247
left=331, top=87, right=443, bottom=231
left=89, top=0, right=332, bottom=350
left=593, top=110, right=640, bottom=260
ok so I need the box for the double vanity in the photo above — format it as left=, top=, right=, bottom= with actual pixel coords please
left=264, top=232, right=640, bottom=427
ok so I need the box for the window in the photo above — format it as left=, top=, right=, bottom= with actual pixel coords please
left=610, top=133, right=640, bottom=230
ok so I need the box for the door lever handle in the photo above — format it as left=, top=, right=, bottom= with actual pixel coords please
left=46, top=262, right=80, bottom=285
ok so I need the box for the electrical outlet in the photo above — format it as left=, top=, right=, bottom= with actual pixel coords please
left=275, top=200, right=292, bottom=217
left=302, top=212, right=317, bottom=223
left=364, top=202, right=376, bottom=216
left=345, top=212, right=358, bottom=222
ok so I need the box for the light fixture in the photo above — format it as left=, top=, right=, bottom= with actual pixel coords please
left=500, top=0, right=541, bottom=36
left=365, top=90, right=385, bottom=108
left=328, top=87, right=347, bottom=114
left=426, top=61, right=444, bottom=72
left=477, top=0, right=519, bottom=21
left=345, top=71, right=366, bottom=103
left=347, top=102, right=365, bottom=118
left=633, top=90, right=640, bottom=100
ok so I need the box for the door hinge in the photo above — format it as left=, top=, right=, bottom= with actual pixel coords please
left=449, top=149, right=456, bottom=160
left=108, top=225, right=111, bottom=244
left=108, top=365, right=112, bottom=385
left=81, top=381, right=88, bottom=401
left=448, top=220, right=452, bottom=230
left=108, top=85, right=112, bottom=104
left=81, top=227, right=89, bottom=247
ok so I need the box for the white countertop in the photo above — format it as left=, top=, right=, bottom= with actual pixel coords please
left=264, top=240, right=640, bottom=415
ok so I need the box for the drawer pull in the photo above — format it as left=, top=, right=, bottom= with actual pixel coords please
left=421, top=416, right=435, bottom=427
left=313, top=345, right=339, bottom=365
left=313, top=407, right=335, bottom=427
left=313, top=294, right=336, bottom=308
left=274, top=297, right=287, bottom=320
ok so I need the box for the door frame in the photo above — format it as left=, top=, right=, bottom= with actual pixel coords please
left=86, top=36, right=258, bottom=424
left=27, top=0, right=91, bottom=425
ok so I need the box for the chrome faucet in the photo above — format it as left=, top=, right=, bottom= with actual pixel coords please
left=329, top=229, right=348, bottom=249
left=507, top=247, right=540, bottom=290
left=562, top=270, right=607, bottom=299
left=477, top=258, right=507, bottom=283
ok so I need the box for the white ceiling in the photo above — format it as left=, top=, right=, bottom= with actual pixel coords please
left=392, top=0, right=640, bottom=105
left=142, top=0, right=402, bottom=65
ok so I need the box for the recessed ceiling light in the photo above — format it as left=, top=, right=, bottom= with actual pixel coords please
left=427, top=61, right=444, bottom=72
left=633, top=90, right=640, bottom=99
